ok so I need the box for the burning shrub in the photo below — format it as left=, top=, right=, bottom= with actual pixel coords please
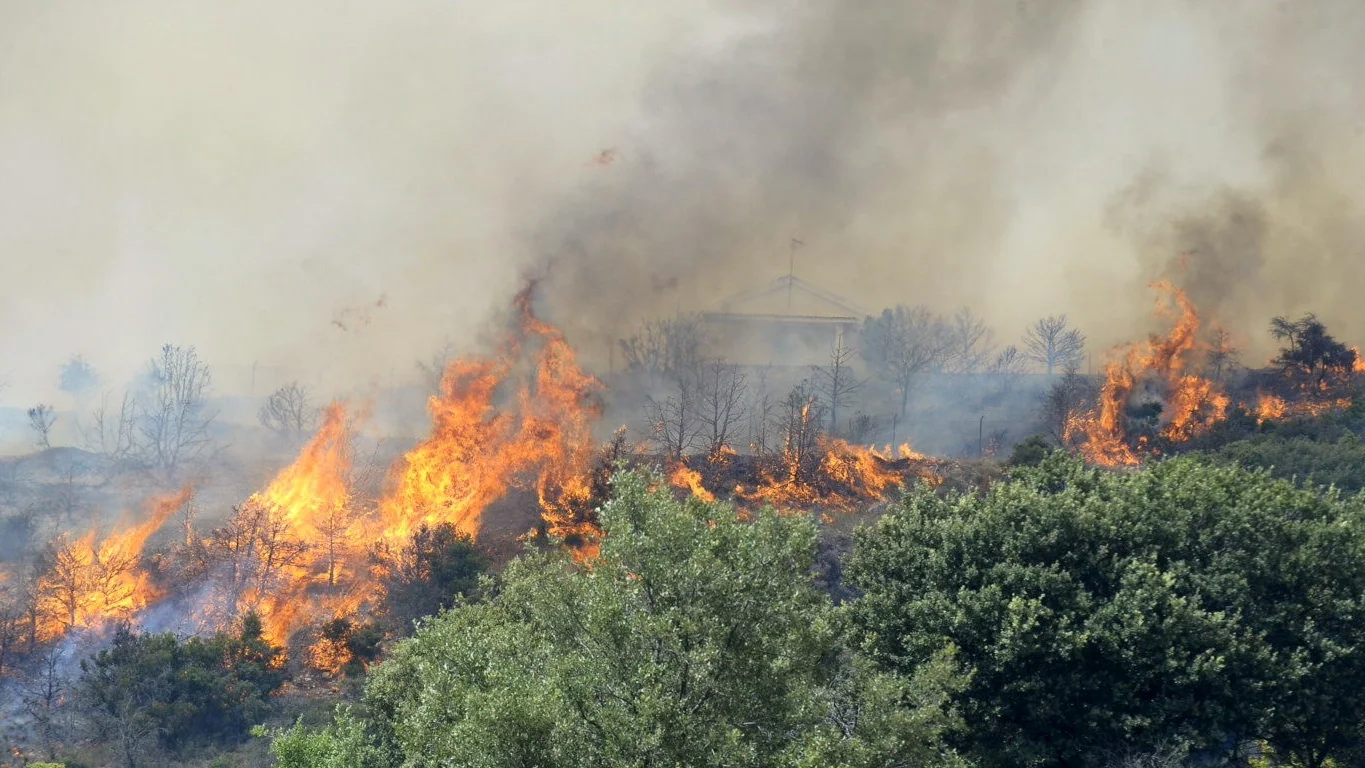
left=312, top=618, right=384, bottom=678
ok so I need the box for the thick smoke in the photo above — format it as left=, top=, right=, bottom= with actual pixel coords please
left=2, top=1, right=1364, bottom=405
left=535, top=0, right=1365, bottom=362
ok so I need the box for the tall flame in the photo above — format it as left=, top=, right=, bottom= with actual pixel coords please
left=34, top=487, right=192, bottom=641
left=1067, top=281, right=1228, bottom=466
left=375, top=286, right=604, bottom=547
left=238, top=402, right=359, bottom=646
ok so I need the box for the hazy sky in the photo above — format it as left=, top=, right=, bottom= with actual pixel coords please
left=3, top=1, right=1364, bottom=404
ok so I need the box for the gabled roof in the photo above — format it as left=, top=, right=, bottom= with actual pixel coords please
left=713, top=275, right=868, bottom=318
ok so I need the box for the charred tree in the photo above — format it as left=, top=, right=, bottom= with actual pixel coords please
left=697, top=359, right=747, bottom=461
left=747, top=365, right=778, bottom=458
left=618, top=313, right=706, bottom=388
left=26, top=404, right=56, bottom=450
left=1270, top=313, right=1357, bottom=389
left=988, top=344, right=1029, bottom=397
left=1037, top=365, right=1096, bottom=447
left=135, top=344, right=218, bottom=478
left=812, top=338, right=865, bottom=435
left=943, top=307, right=996, bottom=374
left=775, top=381, right=827, bottom=485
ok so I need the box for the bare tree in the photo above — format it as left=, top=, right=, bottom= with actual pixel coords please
left=812, top=338, right=865, bottom=434
left=861, top=305, right=951, bottom=417
left=1023, top=315, right=1086, bottom=375
left=697, top=359, right=747, bottom=461
left=845, top=412, right=880, bottom=444
left=0, top=576, right=26, bottom=676
left=943, top=307, right=996, bottom=374
left=643, top=377, right=700, bottom=462
left=53, top=461, right=83, bottom=526
left=26, top=404, right=56, bottom=450
left=316, top=499, right=356, bottom=588
left=86, top=391, right=140, bottom=466
left=23, top=644, right=69, bottom=760
left=747, top=366, right=778, bottom=457
left=35, top=532, right=144, bottom=633
left=207, top=501, right=310, bottom=621
left=775, top=381, right=827, bottom=484
left=259, top=382, right=319, bottom=441
left=135, top=344, right=217, bottom=477
left=987, top=344, right=1029, bottom=397
left=1205, top=328, right=1241, bottom=382
left=618, top=313, right=705, bottom=386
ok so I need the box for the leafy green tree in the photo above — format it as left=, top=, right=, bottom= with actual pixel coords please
left=371, top=522, right=488, bottom=634
left=79, top=615, right=285, bottom=767
left=270, top=468, right=966, bottom=768
left=1005, top=435, right=1053, bottom=468
left=1209, top=432, right=1365, bottom=492
left=848, top=454, right=1365, bottom=768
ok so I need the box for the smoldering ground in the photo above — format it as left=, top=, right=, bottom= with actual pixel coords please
left=2, top=0, right=1364, bottom=407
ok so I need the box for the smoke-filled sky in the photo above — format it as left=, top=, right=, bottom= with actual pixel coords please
left=3, top=0, right=1364, bottom=404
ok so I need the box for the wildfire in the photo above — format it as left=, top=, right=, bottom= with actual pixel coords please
left=375, top=286, right=604, bottom=550
left=1255, top=391, right=1352, bottom=425
left=736, top=437, right=926, bottom=511
left=34, top=487, right=192, bottom=641
left=1067, top=281, right=1229, bottom=467
left=670, top=465, right=717, bottom=503
left=236, top=402, right=361, bottom=647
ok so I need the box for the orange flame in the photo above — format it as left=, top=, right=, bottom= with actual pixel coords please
left=670, top=465, right=716, bottom=503
left=375, top=288, right=604, bottom=548
left=736, top=437, right=926, bottom=511
left=34, top=487, right=192, bottom=640
left=1067, top=281, right=1228, bottom=466
left=238, top=402, right=360, bottom=647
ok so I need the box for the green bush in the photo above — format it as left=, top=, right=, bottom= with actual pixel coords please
left=848, top=453, right=1365, bottom=768
left=270, top=469, right=968, bottom=768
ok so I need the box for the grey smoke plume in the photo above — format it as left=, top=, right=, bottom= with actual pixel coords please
left=2, top=0, right=1364, bottom=405
left=535, top=0, right=1365, bottom=362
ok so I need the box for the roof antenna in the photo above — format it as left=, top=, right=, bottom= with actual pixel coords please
left=788, top=237, right=804, bottom=312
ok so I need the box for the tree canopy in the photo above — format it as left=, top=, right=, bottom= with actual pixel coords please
left=268, top=468, right=967, bottom=768
left=848, top=454, right=1365, bottom=768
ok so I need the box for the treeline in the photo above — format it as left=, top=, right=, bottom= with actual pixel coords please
left=266, top=459, right=1365, bottom=768
left=616, top=309, right=1087, bottom=458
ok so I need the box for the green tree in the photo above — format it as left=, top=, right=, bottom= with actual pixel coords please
left=79, top=616, right=285, bottom=767
left=371, top=522, right=488, bottom=634
left=270, top=468, right=966, bottom=768
left=1210, top=432, right=1365, bottom=492
left=848, top=454, right=1365, bottom=768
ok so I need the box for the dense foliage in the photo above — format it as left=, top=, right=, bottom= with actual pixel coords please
left=848, top=454, right=1365, bottom=768
left=79, top=613, right=285, bottom=765
left=268, top=469, right=967, bottom=768
left=372, top=521, right=488, bottom=634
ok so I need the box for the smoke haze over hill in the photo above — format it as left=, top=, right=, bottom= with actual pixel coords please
left=3, top=0, right=1364, bottom=403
